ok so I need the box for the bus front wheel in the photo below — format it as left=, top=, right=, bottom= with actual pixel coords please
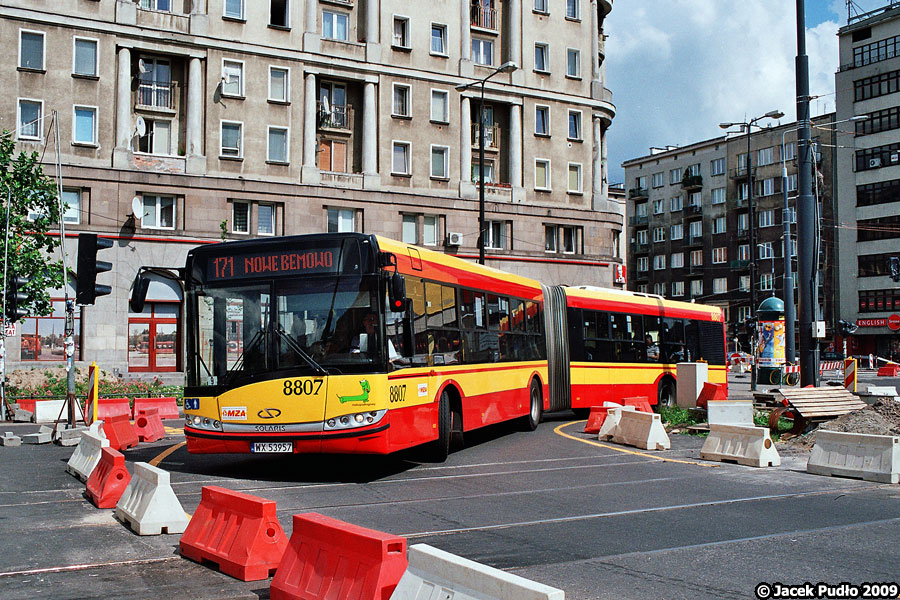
left=520, top=379, right=543, bottom=431
left=425, top=390, right=452, bottom=462
left=655, top=378, right=676, bottom=413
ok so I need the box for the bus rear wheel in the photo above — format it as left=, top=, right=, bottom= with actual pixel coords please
left=520, top=379, right=542, bottom=431
left=655, top=378, right=676, bottom=413
left=425, top=390, right=452, bottom=462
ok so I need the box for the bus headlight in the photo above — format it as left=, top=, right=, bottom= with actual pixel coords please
left=324, top=410, right=387, bottom=430
left=354, top=414, right=364, bottom=424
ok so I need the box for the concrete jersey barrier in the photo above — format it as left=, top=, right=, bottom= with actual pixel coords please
left=807, top=430, right=900, bottom=484
left=611, top=410, right=670, bottom=450
left=390, top=543, right=565, bottom=600
left=66, top=424, right=109, bottom=481
left=116, top=462, right=189, bottom=535
left=700, top=424, right=781, bottom=467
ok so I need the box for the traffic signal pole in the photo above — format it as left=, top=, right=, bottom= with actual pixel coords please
left=1, top=190, right=10, bottom=421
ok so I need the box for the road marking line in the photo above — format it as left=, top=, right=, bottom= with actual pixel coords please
left=553, top=420, right=718, bottom=467
left=149, top=441, right=186, bottom=467
left=0, top=556, right=180, bottom=578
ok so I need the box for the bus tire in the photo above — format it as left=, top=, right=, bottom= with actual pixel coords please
left=655, top=377, right=676, bottom=413
left=520, top=379, right=542, bottom=431
left=425, top=390, right=452, bottom=463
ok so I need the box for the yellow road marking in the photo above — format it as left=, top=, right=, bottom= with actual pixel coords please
left=164, top=426, right=184, bottom=435
left=553, top=421, right=718, bottom=468
left=149, top=441, right=186, bottom=467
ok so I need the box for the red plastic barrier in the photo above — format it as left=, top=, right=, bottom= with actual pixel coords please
left=622, top=396, right=652, bottom=413
left=134, top=407, right=166, bottom=443
left=85, top=447, right=132, bottom=509
left=132, top=397, right=180, bottom=420
left=180, top=486, right=288, bottom=581
left=696, top=383, right=727, bottom=409
left=584, top=405, right=618, bottom=434
left=96, top=397, right=131, bottom=421
left=16, top=399, right=38, bottom=413
left=105, top=413, right=139, bottom=451
left=271, top=512, right=407, bottom=600
left=877, top=363, right=899, bottom=377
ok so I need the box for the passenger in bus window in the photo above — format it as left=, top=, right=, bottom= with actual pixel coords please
left=646, top=335, right=659, bottom=361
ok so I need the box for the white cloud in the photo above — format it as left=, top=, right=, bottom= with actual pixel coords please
left=605, top=1, right=840, bottom=183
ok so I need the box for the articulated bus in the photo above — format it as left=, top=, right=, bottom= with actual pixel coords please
left=134, top=233, right=725, bottom=461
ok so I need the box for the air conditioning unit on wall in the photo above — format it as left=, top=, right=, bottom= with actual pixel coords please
left=869, top=157, right=882, bottom=168
left=446, top=232, right=463, bottom=246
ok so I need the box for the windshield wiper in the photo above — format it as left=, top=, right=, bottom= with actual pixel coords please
left=275, top=325, right=328, bottom=376
left=224, top=329, right=266, bottom=384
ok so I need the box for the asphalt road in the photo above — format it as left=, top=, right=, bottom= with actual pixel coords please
left=1, top=377, right=899, bottom=600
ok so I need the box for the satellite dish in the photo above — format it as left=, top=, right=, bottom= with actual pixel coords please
left=131, top=196, right=143, bottom=218
left=138, top=58, right=149, bottom=74
left=135, top=116, right=146, bottom=137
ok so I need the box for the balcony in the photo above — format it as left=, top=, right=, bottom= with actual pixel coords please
left=318, top=102, right=354, bottom=131
left=135, top=81, right=178, bottom=112
left=629, top=215, right=648, bottom=226
left=681, top=174, right=702, bottom=190
left=688, top=204, right=702, bottom=214
left=737, top=228, right=749, bottom=238
left=686, top=235, right=704, bottom=247
left=632, top=241, right=649, bottom=252
left=470, top=5, right=498, bottom=31
left=471, top=123, right=500, bottom=150
left=629, top=187, right=648, bottom=199
left=730, top=260, right=750, bottom=269
left=729, top=166, right=756, bottom=180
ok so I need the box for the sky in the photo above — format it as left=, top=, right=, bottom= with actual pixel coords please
left=604, top=0, right=891, bottom=184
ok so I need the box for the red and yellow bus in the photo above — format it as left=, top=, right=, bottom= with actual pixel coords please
left=139, top=233, right=724, bottom=460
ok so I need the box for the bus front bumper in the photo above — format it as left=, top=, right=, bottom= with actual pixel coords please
left=184, top=422, right=391, bottom=454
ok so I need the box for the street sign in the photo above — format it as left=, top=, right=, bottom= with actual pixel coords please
left=3, top=321, right=14, bottom=336
left=889, top=314, right=900, bottom=331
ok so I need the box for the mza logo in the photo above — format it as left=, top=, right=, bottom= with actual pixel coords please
left=221, top=406, right=248, bottom=420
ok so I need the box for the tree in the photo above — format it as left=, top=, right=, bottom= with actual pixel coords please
left=0, top=129, right=65, bottom=321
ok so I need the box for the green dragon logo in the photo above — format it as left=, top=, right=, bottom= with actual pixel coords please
left=338, top=380, right=371, bottom=404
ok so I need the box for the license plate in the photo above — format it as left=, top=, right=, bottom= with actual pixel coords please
left=250, top=442, right=292, bottom=453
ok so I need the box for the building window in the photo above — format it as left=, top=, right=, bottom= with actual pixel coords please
left=422, top=216, right=438, bottom=246
left=672, top=281, right=684, bottom=297
left=653, top=199, right=664, bottom=214
left=17, top=99, right=42, bottom=141
left=222, top=60, right=244, bottom=97
left=430, top=90, right=449, bottom=123
left=713, top=278, right=727, bottom=294
left=669, top=168, right=682, bottom=185
left=653, top=255, right=666, bottom=270
left=690, top=279, right=703, bottom=297
left=534, top=0, right=548, bottom=14
left=327, top=207, right=356, bottom=232
left=140, top=0, right=172, bottom=11
left=544, top=225, right=557, bottom=252
left=566, top=0, right=580, bottom=20
left=637, top=257, right=648, bottom=272
left=392, top=141, right=411, bottom=175
left=267, top=126, right=288, bottom=163
left=711, top=187, right=726, bottom=204
left=653, top=283, right=664, bottom=295
left=472, top=158, right=495, bottom=184
left=568, top=110, right=582, bottom=140
left=220, top=121, right=243, bottom=158
left=401, top=214, right=418, bottom=244
left=62, top=189, right=81, bottom=224
left=670, top=196, right=683, bottom=211
left=534, top=43, right=549, bottom=72
left=636, top=202, right=648, bottom=217
left=485, top=220, right=507, bottom=250
left=535, top=105, right=549, bottom=136
left=760, top=273, right=774, bottom=291
left=783, top=142, right=796, bottom=160
left=710, top=157, right=725, bottom=176
left=690, top=249, right=702, bottom=266
left=689, top=191, right=701, bottom=207
left=740, top=275, right=750, bottom=292
left=431, top=24, right=447, bottom=55
left=757, top=146, right=775, bottom=166
left=567, top=163, right=582, bottom=193
left=136, top=119, right=171, bottom=155
left=738, top=244, right=750, bottom=261
left=323, top=11, right=349, bottom=41
left=713, top=216, right=726, bottom=234
left=689, top=220, right=702, bottom=239
left=671, top=253, right=684, bottom=268
left=713, top=247, right=727, bottom=263
left=270, top=0, right=289, bottom=27
left=137, top=57, right=172, bottom=109
left=671, top=223, right=683, bottom=240
left=638, top=284, right=648, bottom=293
left=651, top=172, right=664, bottom=188
left=269, top=67, right=289, bottom=102
left=759, top=208, right=775, bottom=227
left=73, top=37, right=98, bottom=77
left=20, top=298, right=82, bottom=361
left=141, top=194, right=175, bottom=230
left=392, top=84, right=411, bottom=117
left=786, top=173, right=798, bottom=192
left=257, top=204, right=275, bottom=235
left=318, top=139, right=347, bottom=172
left=566, top=48, right=581, bottom=78
left=72, top=106, right=97, bottom=145
left=232, top=201, right=249, bottom=234
left=224, top=0, right=244, bottom=19
left=431, top=145, right=449, bottom=179
left=472, top=38, right=493, bottom=66
left=760, top=177, right=775, bottom=196
left=535, top=158, right=550, bottom=190
left=738, top=213, right=749, bottom=232
left=653, top=227, right=665, bottom=243
left=19, top=30, right=44, bottom=71
left=392, top=16, right=410, bottom=48
left=759, top=241, right=774, bottom=259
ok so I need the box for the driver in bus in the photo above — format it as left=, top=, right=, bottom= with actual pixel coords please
left=352, top=311, right=399, bottom=361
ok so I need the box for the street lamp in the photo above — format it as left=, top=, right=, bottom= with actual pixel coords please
left=720, top=109, right=784, bottom=391
left=456, top=61, right=518, bottom=265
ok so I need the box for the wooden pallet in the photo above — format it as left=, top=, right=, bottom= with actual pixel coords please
left=768, top=387, right=868, bottom=434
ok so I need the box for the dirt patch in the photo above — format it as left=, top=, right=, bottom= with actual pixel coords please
left=779, top=398, right=900, bottom=450
left=6, top=366, right=118, bottom=392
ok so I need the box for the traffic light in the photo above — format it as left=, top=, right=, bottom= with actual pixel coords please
left=890, top=256, right=900, bottom=282
left=76, top=233, right=113, bottom=305
left=4, top=276, right=30, bottom=322
left=838, top=319, right=858, bottom=336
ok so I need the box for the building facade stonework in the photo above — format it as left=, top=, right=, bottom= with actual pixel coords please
left=3, top=0, right=620, bottom=375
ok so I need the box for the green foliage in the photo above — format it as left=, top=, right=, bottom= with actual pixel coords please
left=220, top=219, right=228, bottom=241
left=660, top=406, right=704, bottom=427
left=0, top=130, right=65, bottom=320
left=8, top=374, right=183, bottom=402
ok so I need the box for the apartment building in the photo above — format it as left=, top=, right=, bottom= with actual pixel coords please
left=2, top=0, right=618, bottom=374
left=623, top=116, right=836, bottom=350
left=835, top=1, right=900, bottom=361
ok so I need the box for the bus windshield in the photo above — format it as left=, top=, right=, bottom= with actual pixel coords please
left=186, top=274, right=384, bottom=387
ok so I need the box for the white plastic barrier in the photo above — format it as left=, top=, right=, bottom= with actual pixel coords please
left=65, top=423, right=108, bottom=481
left=115, top=462, right=189, bottom=535
left=390, top=544, right=565, bottom=600
left=612, top=410, right=670, bottom=451
left=807, top=430, right=900, bottom=484
left=700, top=425, right=781, bottom=467
left=706, top=400, right=754, bottom=427
left=597, top=405, right=635, bottom=441
left=33, top=400, right=83, bottom=423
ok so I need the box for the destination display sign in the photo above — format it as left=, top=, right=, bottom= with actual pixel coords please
left=206, top=248, right=337, bottom=281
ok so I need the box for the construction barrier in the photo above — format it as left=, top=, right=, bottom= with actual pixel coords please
left=390, top=543, right=565, bottom=600
left=66, top=422, right=108, bottom=482
left=132, top=397, right=180, bottom=420
left=115, top=462, right=189, bottom=535
left=611, top=410, right=670, bottom=451
left=700, top=424, right=781, bottom=467
left=597, top=405, right=636, bottom=441
left=85, top=447, right=132, bottom=509
left=22, top=425, right=54, bottom=444
left=844, top=358, right=857, bottom=392
left=695, top=382, right=727, bottom=409
left=271, top=512, right=407, bottom=600
left=706, top=400, right=754, bottom=427
left=622, top=396, right=651, bottom=413
left=877, top=363, right=900, bottom=377
left=583, top=402, right=621, bottom=434
left=179, top=486, right=288, bottom=581
left=807, top=430, right=899, bottom=484
left=96, top=398, right=131, bottom=421
left=32, top=399, right=84, bottom=423
left=819, top=361, right=843, bottom=372
left=134, top=408, right=165, bottom=443
left=105, top=413, right=139, bottom=451
left=84, top=362, right=99, bottom=424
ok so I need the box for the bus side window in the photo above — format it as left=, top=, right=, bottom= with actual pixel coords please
left=644, top=316, right=661, bottom=362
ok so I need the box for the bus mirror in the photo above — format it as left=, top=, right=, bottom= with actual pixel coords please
left=129, top=271, right=150, bottom=313
left=388, top=273, right=406, bottom=312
